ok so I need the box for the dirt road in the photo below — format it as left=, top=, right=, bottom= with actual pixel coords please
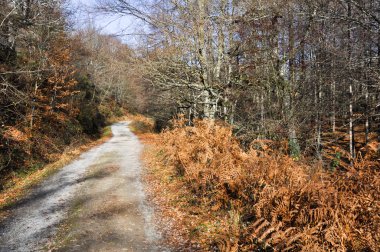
left=0, top=122, right=165, bottom=251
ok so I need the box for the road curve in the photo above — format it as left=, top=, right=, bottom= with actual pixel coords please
left=0, top=122, right=163, bottom=251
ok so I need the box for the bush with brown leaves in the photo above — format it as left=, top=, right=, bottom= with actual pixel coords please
left=158, top=118, right=379, bottom=251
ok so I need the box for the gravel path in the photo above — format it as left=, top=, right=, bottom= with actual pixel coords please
left=0, top=122, right=164, bottom=252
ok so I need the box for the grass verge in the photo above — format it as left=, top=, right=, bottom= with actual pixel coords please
left=142, top=143, right=196, bottom=250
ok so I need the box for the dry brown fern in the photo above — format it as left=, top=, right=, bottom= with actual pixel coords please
left=157, top=118, right=380, bottom=251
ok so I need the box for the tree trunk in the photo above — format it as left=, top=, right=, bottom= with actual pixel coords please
left=331, top=80, right=336, bottom=133
left=215, top=0, right=226, bottom=80
left=260, top=92, right=265, bottom=135
left=315, top=78, right=322, bottom=159
left=287, top=13, right=300, bottom=159
left=348, top=2, right=355, bottom=164
left=349, top=84, right=355, bottom=163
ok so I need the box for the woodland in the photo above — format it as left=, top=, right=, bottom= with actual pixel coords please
left=0, top=0, right=131, bottom=181
left=1, top=0, right=379, bottom=251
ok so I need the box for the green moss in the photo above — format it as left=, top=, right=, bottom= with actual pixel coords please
left=101, top=126, right=112, bottom=138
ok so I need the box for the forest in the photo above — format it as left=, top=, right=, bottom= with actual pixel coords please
left=97, top=0, right=380, bottom=163
left=0, top=0, right=133, bottom=181
left=1, top=0, right=379, bottom=251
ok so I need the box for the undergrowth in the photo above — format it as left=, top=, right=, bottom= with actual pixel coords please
left=145, top=117, right=379, bottom=251
left=128, top=114, right=155, bottom=135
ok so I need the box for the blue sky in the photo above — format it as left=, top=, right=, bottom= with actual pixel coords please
left=67, top=0, right=144, bottom=45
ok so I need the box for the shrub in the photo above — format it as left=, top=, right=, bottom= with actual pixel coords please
left=128, top=114, right=155, bottom=134
left=157, top=117, right=380, bottom=251
left=77, top=105, right=105, bottom=136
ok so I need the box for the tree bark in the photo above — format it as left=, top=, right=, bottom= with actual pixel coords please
left=348, top=2, right=355, bottom=164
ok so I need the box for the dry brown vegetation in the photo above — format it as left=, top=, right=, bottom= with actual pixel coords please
left=127, top=114, right=155, bottom=135
left=143, top=117, right=379, bottom=251
left=1, top=0, right=135, bottom=186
